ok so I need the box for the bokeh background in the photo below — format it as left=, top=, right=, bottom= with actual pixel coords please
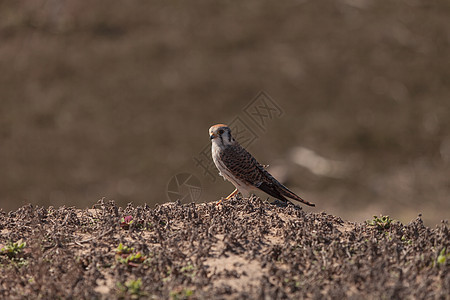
left=1, top=0, right=449, bottom=226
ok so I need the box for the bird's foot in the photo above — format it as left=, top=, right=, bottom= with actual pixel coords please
left=272, top=199, right=289, bottom=208
left=216, top=189, right=239, bottom=205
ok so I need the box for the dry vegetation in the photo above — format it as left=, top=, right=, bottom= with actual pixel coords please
left=0, top=198, right=448, bottom=299
left=0, top=0, right=449, bottom=226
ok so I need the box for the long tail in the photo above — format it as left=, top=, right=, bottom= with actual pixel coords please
left=278, top=183, right=315, bottom=207
left=255, top=181, right=315, bottom=207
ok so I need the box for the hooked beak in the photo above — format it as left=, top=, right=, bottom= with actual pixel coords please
left=210, top=133, right=217, bottom=140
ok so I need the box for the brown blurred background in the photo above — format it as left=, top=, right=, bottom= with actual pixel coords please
left=0, top=0, right=449, bottom=226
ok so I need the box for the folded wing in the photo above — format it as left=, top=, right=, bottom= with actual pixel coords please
left=220, top=143, right=315, bottom=207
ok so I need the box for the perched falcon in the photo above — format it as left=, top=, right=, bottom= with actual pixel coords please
left=209, top=124, right=315, bottom=207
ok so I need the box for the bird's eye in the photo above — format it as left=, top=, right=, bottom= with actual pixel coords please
left=218, top=129, right=224, bottom=135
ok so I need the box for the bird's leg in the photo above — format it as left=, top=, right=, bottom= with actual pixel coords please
left=216, top=189, right=238, bottom=205
left=225, top=188, right=239, bottom=199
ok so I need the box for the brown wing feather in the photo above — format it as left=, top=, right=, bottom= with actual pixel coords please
left=274, top=181, right=315, bottom=207
left=219, top=143, right=267, bottom=186
left=220, top=143, right=315, bottom=207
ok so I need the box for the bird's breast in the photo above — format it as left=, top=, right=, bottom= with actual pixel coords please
left=211, top=143, right=225, bottom=176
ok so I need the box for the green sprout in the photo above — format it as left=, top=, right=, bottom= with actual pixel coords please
left=180, top=263, right=196, bottom=278
left=435, top=247, right=449, bottom=267
left=115, top=243, right=134, bottom=255
left=120, top=216, right=134, bottom=229
left=180, top=263, right=195, bottom=273
left=117, top=278, right=147, bottom=298
left=0, top=240, right=26, bottom=259
left=400, top=235, right=413, bottom=245
left=170, top=288, right=194, bottom=300
left=115, top=243, right=146, bottom=266
left=366, top=215, right=393, bottom=230
left=117, top=252, right=146, bottom=265
left=283, top=277, right=301, bottom=288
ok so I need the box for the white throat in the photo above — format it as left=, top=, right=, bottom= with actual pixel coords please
left=211, top=132, right=234, bottom=150
left=211, top=138, right=226, bottom=152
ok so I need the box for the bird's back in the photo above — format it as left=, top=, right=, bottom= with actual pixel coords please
left=219, top=142, right=315, bottom=207
left=219, top=143, right=275, bottom=187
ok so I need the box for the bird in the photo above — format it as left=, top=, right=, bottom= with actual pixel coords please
left=209, top=124, right=315, bottom=207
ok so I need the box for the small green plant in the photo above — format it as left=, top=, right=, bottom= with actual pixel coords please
left=0, top=240, right=28, bottom=267
left=435, top=247, right=449, bottom=267
left=283, top=277, right=301, bottom=288
left=115, top=243, right=146, bottom=266
left=0, top=240, right=26, bottom=259
left=117, top=252, right=145, bottom=265
left=170, top=287, right=194, bottom=300
left=120, top=216, right=134, bottom=229
left=115, top=243, right=134, bottom=255
left=117, top=278, right=147, bottom=298
left=366, top=215, right=393, bottom=230
left=180, top=263, right=196, bottom=277
left=401, top=235, right=413, bottom=245
left=119, top=216, right=148, bottom=230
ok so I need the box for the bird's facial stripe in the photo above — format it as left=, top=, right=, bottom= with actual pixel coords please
left=210, top=124, right=230, bottom=136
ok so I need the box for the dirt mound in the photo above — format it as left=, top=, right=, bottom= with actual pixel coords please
left=0, top=198, right=448, bottom=299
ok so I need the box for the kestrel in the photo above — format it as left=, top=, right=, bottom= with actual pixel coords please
left=209, top=124, right=315, bottom=207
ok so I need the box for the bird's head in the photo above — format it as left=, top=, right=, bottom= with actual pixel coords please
left=209, top=124, right=235, bottom=148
